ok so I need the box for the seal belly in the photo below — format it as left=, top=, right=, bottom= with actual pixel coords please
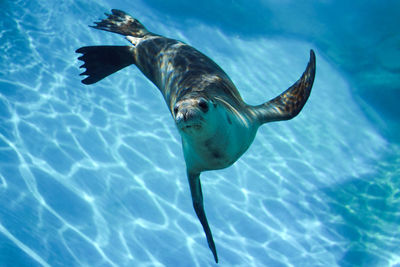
left=181, top=105, right=258, bottom=173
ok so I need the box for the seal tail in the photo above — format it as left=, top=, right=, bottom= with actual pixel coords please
left=91, top=9, right=150, bottom=38
left=76, top=46, right=135, bottom=84
left=188, top=172, right=219, bottom=263
left=252, top=50, right=316, bottom=124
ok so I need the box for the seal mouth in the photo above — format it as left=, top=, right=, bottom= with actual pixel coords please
left=175, top=109, right=204, bottom=132
left=178, top=121, right=203, bottom=132
left=183, top=124, right=202, bottom=130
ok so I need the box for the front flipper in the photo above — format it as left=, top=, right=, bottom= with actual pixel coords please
left=254, top=49, right=316, bottom=124
left=188, top=172, right=218, bottom=263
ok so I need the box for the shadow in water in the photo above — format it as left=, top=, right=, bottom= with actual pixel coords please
left=319, top=145, right=400, bottom=266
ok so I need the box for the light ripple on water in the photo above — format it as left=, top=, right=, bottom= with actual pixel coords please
left=0, top=1, right=399, bottom=266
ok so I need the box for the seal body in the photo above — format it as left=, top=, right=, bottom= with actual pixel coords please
left=130, top=35, right=259, bottom=174
left=76, top=9, right=316, bottom=263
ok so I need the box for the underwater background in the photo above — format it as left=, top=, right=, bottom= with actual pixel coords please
left=1, top=0, right=399, bottom=266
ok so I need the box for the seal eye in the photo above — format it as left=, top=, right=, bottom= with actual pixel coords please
left=198, top=99, right=209, bottom=113
left=173, top=106, right=179, bottom=115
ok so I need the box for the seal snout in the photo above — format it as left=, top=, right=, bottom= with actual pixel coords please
left=176, top=108, right=194, bottom=122
left=174, top=97, right=210, bottom=131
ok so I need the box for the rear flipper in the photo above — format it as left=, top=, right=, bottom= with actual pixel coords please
left=76, top=46, right=135, bottom=84
left=188, top=172, right=218, bottom=263
left=91, top=9, right=150, bottom=37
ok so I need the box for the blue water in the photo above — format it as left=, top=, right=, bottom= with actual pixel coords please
left=1, top=0, right=399, bottom=266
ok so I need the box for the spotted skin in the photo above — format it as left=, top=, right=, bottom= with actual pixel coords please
left=76, top=9, right=316, bottom=263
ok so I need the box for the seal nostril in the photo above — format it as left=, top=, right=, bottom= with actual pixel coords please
left=183, top=111, right=189, bottom=122
left=198, top=99, right=209, bottom=113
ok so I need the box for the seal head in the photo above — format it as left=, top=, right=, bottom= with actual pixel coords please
left=174, top=95, right=210, bottom=133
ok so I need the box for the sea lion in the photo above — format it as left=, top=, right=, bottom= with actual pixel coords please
left=76, top=9, right=316, bottom=263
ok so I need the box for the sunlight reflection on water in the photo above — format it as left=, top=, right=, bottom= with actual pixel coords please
left=0, top=1, right=399, bottom=266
